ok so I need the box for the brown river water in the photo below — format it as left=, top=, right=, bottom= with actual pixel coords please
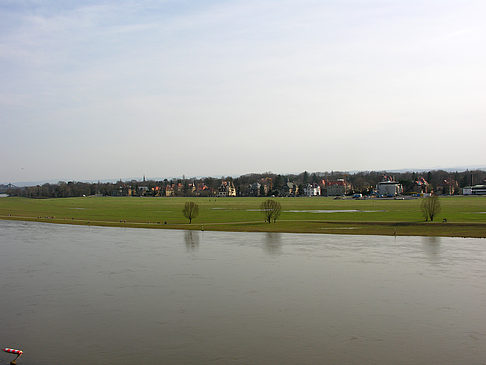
left=0, top=220, right=485, bottom=364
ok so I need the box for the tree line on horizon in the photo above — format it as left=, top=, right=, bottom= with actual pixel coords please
left=5, top=169, right=486, bottom=199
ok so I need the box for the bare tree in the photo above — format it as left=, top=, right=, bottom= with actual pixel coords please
left=421, top=195, right=441, bottom=222
left=272, top=201, right=281, bottom=223
left=260, top=199, right=282, bottom=223
left=182, top=201, right=199, bottom=224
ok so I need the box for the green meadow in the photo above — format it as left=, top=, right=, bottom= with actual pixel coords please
left=1, top=196, right=485, bottom=238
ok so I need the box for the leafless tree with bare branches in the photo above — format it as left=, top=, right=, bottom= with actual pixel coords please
left=260, top=199, right=282, bottom=223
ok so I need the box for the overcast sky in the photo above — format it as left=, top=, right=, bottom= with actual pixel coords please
left=1, top=0, right=485, bottom=183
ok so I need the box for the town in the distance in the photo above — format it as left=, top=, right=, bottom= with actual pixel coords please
left=2, top=169, right=486, bottom=198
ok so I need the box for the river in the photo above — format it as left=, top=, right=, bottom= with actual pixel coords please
left=0, top=220, right=485, bottom=364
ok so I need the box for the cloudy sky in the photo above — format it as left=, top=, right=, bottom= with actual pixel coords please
left=1, top=0, right=485, bottom=183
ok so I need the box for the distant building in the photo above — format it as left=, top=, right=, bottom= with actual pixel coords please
left=218, top=181, right=236, bottom=197
left=165, top=185, right=175, bottom=197
left=282, top=181, right=298, bottom=197
left=303, top=183, right=321, bottom=197
left=153, top=186, right=162, bottom=197
left=414, top=177, right=429, bottom=193
left=249, top=182, right=261, bottom=196
left=260, top=177, right=273, bottom=196
left=376, top=181, right=403, bottom=197
left=138, top=186, right=149, bottom=196
left=195, top=183, right=209, bottom=196
left=326, top=179, right=351, bottom=196
left=437, top=179, right=459, bottom=195
left=188, top=183, right=196, bottom=194
left=463, top=185, right=486, bottom=195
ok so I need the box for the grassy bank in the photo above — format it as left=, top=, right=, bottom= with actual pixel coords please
left=1, top=196, right=485, bottom=237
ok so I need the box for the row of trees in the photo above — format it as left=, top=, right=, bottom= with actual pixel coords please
left=185, top=197, right=439, bottom=224
left=183, top=200, right=282, bottom=224
left=6, top=169, right=485, bottom=199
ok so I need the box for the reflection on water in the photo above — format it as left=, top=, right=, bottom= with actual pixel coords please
left=263, top=232, right=282, bottom=255
left=184, top=230, right=200, bottom=251
left=0, top=220, right=485, bottom=365
left=422, top=236, right=442, bottom=261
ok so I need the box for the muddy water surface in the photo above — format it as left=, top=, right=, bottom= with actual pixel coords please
left=0, top=220, right=485, bottom=364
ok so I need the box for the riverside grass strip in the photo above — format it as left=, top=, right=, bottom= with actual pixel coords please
left=1, top=196, right=485, bottom=238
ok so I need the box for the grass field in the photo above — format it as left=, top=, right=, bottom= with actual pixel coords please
left=1, top=196, right=485, bottom=238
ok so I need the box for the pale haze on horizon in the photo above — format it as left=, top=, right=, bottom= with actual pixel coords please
left=1, top=0, right=485, bottom=183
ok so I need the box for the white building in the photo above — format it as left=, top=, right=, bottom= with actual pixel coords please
left=376, top=181, right=403, bottom=197
left=303, top=183, right=321, bottom=197
left=463, top=185, right=486, bottom=195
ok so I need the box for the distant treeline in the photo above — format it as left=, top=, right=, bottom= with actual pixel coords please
left=5, top=169, right=486, bottom=198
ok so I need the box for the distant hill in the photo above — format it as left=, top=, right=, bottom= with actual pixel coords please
left=384, top=165, right=486, bottom=173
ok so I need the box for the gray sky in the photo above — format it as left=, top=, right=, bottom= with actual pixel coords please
left=1, top=0, right=485, bottom=183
